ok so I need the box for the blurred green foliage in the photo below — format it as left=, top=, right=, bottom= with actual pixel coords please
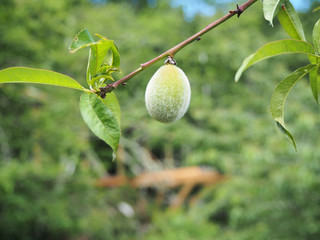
left=1, top=0, right=320, bottom=239
left=0, top=160, right=139, bottom=240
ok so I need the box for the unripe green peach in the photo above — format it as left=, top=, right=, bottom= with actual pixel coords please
left=145, top=64, right=191, bottom=123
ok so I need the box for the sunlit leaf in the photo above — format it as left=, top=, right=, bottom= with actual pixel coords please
left=87, top=40, right=114, bottom=85
left=235, top=40, right=316, bottom=82
left=80, top=93, right=121, bottom=158
left=0, top=67, right=86, bottom=91
left=69, top=30, right=120, bottom=88
left=270, top=64, right=317, bottom=150
left=95, top=33, right=120, bottom=68
left=111, top=44, right=120, bottom=67
left=69, top=29, right=95, bottom=53
left=277, top=1, right=306, bottom=40
left=312, top=6, right=320, bottom=12
left=313, top=18, right=320, bottom=53
left=263, top=0, right=284, bottom=26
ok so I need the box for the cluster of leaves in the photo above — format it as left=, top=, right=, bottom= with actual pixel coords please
left=69, top=29, right=122, bottom=158
left=0, top=29, right=122, bottom=157
left=236, top=0, right=320, bottom=149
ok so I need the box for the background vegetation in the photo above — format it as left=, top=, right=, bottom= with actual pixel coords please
left=1, top=0, right=320, bottom=239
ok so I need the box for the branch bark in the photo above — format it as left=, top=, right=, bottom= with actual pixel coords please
left=100, top=0, right=258, bottom=96
left=96, top=166, right=225, bottom=188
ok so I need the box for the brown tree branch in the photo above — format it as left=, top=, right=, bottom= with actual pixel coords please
left=100, top=0, right=258, bottom=96
left=96, top=166, right=225, bottom=188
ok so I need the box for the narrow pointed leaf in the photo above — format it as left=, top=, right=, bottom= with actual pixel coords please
left=87, top=40, right=113, bottom=82
left=276, top=122, right=296, bottom=150
left=235, top=40, right=316, bottom=82
left=111, top=44, right=120, bottom=67
left=69, top=29, right=95, bottom=53
left=277, top=1, right=306, bottom=40
left=313, top=6, right=320, bottom=13
left=80, top=93, right=121, bottom=158
left=95, top=33, right=120, bottom=67
left=0, top=67, right=85, bottom=91
left=313, top=18, right=320, bottom=53
left=309, top=64, right=320, bottom=104
left=270, top=64, right=317, bottom=150
left=263, top=0, right=284, bottom=26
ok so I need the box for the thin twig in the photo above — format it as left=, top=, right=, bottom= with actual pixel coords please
left=100, top=0, right=258, bottom=96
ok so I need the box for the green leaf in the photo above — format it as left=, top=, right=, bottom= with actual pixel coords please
left=80, top=93, right=121, bottom=158
left=87, top=41, right=113, bottom=85
left=309, top=64, right=320, bottom=104
left=275, top=122, right=297, bottom=151
left=312, top=6, right=320, bottom=13
left=0, top=67, right=86, bottom=91
left=101, top=92, right=121, bottom=127
left=95, top=33, right=120, bottom=68
left=263, top=0, right=284, bottom=26
left=110, top=44, right=120, bottom=68
left=277, top=1, right=306, bottom=40
left=69, top=30, right=120, bottom=88
left=313, top=18, right=320, bottom=53
left=270, top=64, right=317, bottom=150
left=69, top=29, right=95, bottom=53
left=235, top=39, right=316, bottom=82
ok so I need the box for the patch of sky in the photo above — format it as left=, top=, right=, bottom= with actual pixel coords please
left=170, top=0, right=216, bottom=21
left=91, top=0, right=319, bottom=18
left=170, top=0, right=318, bottom=21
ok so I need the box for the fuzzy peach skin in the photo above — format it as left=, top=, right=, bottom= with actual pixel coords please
left=145, top=64, right=191, bottom=123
